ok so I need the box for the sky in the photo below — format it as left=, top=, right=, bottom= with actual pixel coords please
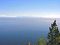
left=0, top=0, right=60, bottom=18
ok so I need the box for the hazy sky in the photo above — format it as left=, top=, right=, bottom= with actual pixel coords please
left=0, top=0, right=60, bottom=18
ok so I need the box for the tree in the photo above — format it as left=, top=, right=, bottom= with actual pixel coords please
left=47, top=20, right=60, bottom=45
left=38, top=35, right=46, bottom=45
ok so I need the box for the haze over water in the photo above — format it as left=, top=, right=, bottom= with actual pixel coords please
left=0, top=17, right=60, bottom=45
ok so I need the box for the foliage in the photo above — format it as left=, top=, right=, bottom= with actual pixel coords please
left=47, top=20, right=60, bottom=45
left=38, top=36, right=46, bottom=45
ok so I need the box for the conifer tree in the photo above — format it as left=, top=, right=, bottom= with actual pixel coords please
left=48, top=20, right=60, bottom=45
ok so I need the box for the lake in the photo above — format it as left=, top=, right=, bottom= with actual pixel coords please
left=0, top=17, right=60, bottom=45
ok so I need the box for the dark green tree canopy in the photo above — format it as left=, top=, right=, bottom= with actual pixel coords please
left=48, top=20, right=60, bottom=45
left=51, top=20, right=57, bottom=27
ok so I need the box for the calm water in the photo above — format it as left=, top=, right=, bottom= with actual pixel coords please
left=0, top=17, right=60, bottom=45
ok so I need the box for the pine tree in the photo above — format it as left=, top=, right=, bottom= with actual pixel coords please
left=48, top=20, right=60, bottom=45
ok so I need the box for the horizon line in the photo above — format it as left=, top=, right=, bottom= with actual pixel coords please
left=0, top=15, right=60, bottom=18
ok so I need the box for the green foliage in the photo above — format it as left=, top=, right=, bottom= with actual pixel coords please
left=38, top=36, right=46, bottom=45
left=48, top=20, right=60, bottom=45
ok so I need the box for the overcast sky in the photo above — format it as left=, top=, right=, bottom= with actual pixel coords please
left=0, top=0, right=60, bottom=18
